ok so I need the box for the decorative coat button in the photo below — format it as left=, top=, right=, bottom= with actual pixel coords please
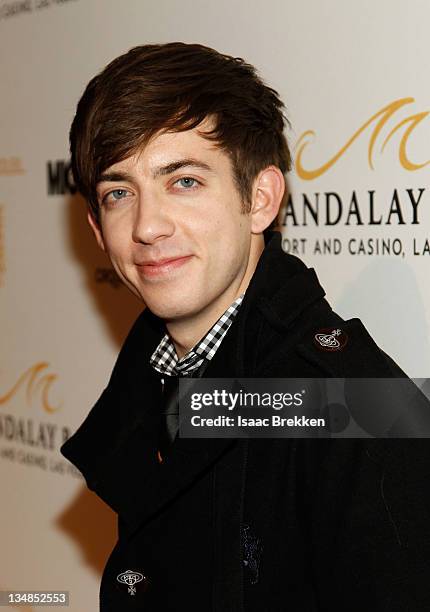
left=117, top=569, right=149, bottom=596
left=314, top=328, right=348, bottom=351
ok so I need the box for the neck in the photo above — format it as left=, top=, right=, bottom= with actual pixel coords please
left=166, top=235, right=264, bottom=359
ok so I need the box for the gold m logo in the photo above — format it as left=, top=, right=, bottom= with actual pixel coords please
left=0, top=362, right=61, bottom=414
left=295, top=97, right=430, bottom=180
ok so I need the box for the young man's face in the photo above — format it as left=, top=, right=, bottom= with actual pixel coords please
left=90, top=120, right=267, bottom=327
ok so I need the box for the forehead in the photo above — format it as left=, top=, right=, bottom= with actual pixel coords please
left=104, top=119, right=231, bottom=177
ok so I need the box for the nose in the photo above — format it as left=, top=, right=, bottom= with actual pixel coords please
left=131, top=193, right=175, bottom=245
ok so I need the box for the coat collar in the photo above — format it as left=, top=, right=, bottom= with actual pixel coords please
left=204, top=231, right=326, bottom=377
left=61, top=232, right=327, bottom=530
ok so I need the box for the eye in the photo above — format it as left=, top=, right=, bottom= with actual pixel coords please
left=102, top=188, right=130, bottom=205
left=108, top=188, right=129, bottom=200
left=175, top=177, right=199, bottom=189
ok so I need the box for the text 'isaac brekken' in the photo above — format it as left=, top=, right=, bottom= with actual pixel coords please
left=190, top=415, right=326, bottom=427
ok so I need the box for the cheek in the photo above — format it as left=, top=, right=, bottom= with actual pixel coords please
left=103, top=238, right=122, bottom=261
left=203, top=199, right=245, bottom=237
left=205, top=216, right=250, bottom=270
left=100, top=222, right=129, bottom=259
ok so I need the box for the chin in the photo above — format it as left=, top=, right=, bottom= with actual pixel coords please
left=143, top=295, right=204, bottom=321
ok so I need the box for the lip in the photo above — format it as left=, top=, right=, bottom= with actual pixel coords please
left=135, top=255, right=193, bottom=278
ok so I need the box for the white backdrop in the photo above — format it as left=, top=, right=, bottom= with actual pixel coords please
left=1, top=0, right=429, bottom=609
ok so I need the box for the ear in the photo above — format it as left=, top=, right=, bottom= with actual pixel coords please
left=87, top=210, right=106, bottom=252
left=249, top=166, right=285, bottom=233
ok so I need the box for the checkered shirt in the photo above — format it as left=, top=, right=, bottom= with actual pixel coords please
left=150, top=295, right=244, bottom=376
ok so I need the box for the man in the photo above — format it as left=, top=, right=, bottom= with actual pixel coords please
left=61, top=43, right=430, bottom=611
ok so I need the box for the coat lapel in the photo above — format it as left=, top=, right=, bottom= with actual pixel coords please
left=62, top=307, right=241, bottom=534
left=62, top=232, right=330, bottom=539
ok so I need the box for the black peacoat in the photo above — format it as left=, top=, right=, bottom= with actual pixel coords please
left=61, top=232, right=430, bottom=611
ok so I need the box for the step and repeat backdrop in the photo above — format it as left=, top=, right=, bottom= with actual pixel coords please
left=1, top=0, right=429, bottom=609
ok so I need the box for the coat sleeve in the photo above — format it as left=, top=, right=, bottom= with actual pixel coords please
left=289, top=318, right=430, bottom=610
left=305, top=437, right=430, bottom=611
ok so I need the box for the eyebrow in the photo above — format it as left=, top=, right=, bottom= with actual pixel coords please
left=96, top=158, right=214, bottom=186
left=151, top=158, right=214, bottom=178
left=96, top=171, right=134, bottom=185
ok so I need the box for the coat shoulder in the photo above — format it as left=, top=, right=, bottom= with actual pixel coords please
left=256, top=308, right=404, bottom=379
left=296, top=316, right=405, bottom=378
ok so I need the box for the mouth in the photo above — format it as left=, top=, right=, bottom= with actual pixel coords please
left=135, top=255, right=193, bottom=278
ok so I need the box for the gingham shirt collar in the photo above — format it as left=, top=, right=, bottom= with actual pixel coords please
left=150, top=295, right=244, bottom=376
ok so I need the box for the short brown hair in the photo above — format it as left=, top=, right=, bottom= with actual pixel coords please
left=70, top=42, right=291, bottom=222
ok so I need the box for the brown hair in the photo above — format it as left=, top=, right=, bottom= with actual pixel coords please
left=70, top=42, right=291, bottom=222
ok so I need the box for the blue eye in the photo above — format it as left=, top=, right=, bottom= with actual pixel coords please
left=177, top=177, right=198, bottom=188
left=101, top=188, right=130, bottom=206
left=110, top=189, right=129, bottom=199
